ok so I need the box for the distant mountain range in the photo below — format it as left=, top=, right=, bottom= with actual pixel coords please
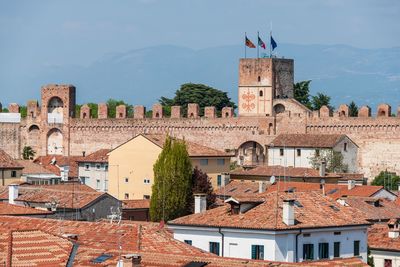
left=1, top=44, right=399, bottom=111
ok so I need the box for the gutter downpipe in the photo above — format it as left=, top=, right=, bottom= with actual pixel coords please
left=295, top=229, right=302, bottom=262
left=218, top=227, right=224, bottom=257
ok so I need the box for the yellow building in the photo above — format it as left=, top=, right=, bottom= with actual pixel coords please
left=108, top=134, right=232, bottom=200
left=0, top=149, right=23, bottom=186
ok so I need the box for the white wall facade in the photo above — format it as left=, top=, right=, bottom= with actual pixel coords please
left=169, top=225, right=368, bottom=263
left=372, top=189, right=397, bottom=201
left=333, top=138, right=358, bottom=173
left=370, top=249, right=400, bottom=267
left=78, top=162, right=108, bottom=192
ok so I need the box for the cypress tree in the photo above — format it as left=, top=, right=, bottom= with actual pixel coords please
left=150, top=136, right=193, bottom=222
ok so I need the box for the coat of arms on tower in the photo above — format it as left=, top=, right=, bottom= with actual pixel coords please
left=241, top=90, right=256, bottom=112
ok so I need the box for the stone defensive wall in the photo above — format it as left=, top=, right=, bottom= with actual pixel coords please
left=1, top=101, right=400, bottom=180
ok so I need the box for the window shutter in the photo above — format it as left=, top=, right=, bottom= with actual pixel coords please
left=216, top=243, right=220, bottom=256
left=260, top=245, right=264, bottom=259
left=251, top=245, right=256, bottom=259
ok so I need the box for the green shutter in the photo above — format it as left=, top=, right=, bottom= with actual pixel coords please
left=260, top=245, right=264, bottom=259
left=216, top=242, right=220, bottom=256
left=251, top=245, right=256, bottom=259
left=217, top=175, right=222, bottom=186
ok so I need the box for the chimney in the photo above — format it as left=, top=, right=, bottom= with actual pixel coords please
left=283, top=199, right=295, bottom=226
left=348, top=180, right=356, bottom=190
left=60, top=166, right=70, bottom=182
left=259, top=181, right=266, bottom=193
left=194, top=193, right=207, bottom=214
left=388, top=221, right=400, bottom=239
left=319, top=160, right=326, bottom=177
left=221, top=173, right=230, bottom=187
left=8, top=184, right=19, bottom=205
left=118, top=254, right=142, bottom=267
left=82, top=151, right=86, bottom=157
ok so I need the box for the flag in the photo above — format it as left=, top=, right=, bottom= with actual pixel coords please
left=271, top=36, right=277, bottom=50
left=245, top=36, right=256, bottom=48
left=258, top=36, right=266, bottom=49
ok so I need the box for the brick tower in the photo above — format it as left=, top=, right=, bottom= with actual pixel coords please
left=238, top=58, right=294, bottom=117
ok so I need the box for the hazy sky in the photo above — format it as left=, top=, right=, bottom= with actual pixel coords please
left=0, top=0, right=399, bottom=104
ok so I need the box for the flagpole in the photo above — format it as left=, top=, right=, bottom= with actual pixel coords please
left=257, top=31, right=259, bottom=59
left=245, top=32, right=247, bottom=59
left=270, top=22, right=272, bottom=58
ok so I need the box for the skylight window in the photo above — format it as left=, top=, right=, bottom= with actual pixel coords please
left=294, top=200, right=303, bottom=208
left=244, top=189, right=251, bottom=193
left=329, top=205, right=340, bottom=212
left=229, top=188, right=237, bottom=192
left=91, top=254, right=113, bottom=263
left=327, top=188, right=338, bottom=195
left=184, top=262, right=209, bottom=267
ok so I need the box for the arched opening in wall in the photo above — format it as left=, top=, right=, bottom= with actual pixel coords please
left=257, top=76, right=261, bottom=82
left=47, top=128, right=63, bottom=155
left=340, top=110, right=346, bottom=117
left=378, top=110, right=386, bottom=117
left=30, top=111, right=34, bottom=118
left=225, top=112, right=229, bottom=118
left=119, top=113, right=123, bottom=118
left=189, top=113, right=194, bottom=118
left=237, top=141, right=265, bottom=166
left=155, top=112, right=160, bottom=118
left=27, top=125, right=40, bottom=156
left=268, top=123, right=274, bottom=135
left=83, top=112, right=87, bottom=119
left=259, top=90, right=263, bottom=97
left=274, top=104, right=285, bottom=114
left=47, top=97, right=64, bottom=123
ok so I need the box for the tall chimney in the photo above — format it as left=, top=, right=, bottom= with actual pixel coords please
left=194, top=193, right=207, bottom=214
left=319, top=160, right=326, bottom=177
left=8, top=184, right=19, bottom=205
left=259, top=181, right=266, bottom=193
left=348, top=180, right=356, bottom=190
left=283, top=199, right=295, bottom=226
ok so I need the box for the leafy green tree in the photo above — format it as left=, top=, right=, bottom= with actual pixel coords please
left=2, top=108, right=9, bottom=113
left=87, top=103, right=98, bottom=118
left=294, top=80, right=312, bottom=109
left=348, top=101, right=358, bottom=117
left=309, top=150, right=348, bottom=173
left=371, top=171, right=400, bottom=190
left=186, top=167, right=216, bottom=213
left=311, top=93, right=333, bottom=111
left=74, top=104, right=82, bottom=118
left=22, top=146, right=36, bottom=160
left=106, top=99, right=133, bottom=118
left=150, top=137, right=193, bottom=222
left=20, top=105, right=27, bottom=118
left=159, top=83, right=236, bottom=117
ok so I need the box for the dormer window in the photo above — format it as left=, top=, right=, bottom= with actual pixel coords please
left=231, top=204, right=240, bottom=215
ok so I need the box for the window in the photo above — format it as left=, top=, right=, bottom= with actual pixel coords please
left=209, top=242, right=220, bottom=256
left=143, top=195, right=150, bottom=200
left=124, top=193, right=129, bottom=200
left=251, top=245, right=264, bottom=260
left=184, top=240, right=192, bottom=245
left=303, top=233, right=311, bottom=237
left=104, top=180, right=108, bottom=191
left=125, top=177, right=129, bottom=183
left=334, top=231, right=341, bottom=235
left=144, top=178, right=150, bottom=184
left=200, top=159, right=208, bottom=166
left=80, top=177, right=87, bottom=185
left=344, top=142, right=348, bottom=152
left=96, top=164, right=101, bottom=170
left=384, top=259, right=393, bottom=267
left=104, top=165, right=108, bottom=171
left=303, top=244, right=314, bottom=260
left=353, top=240, right=360, bottom=256
left=96, top=179, right=100, bottom=190
left=11, top=170, right=17, bottom=177
left=217, top=159, right=225, bottom=166
left=318, top=243, right=329, bottom=259
left=257, top=76, right=261, bottom=82
left=297, top=149, right=301, bottom=157
left=217, top=175, right=222, bottom=187
left=85, top=164, right=90, bottom=170
left=259, top=90, right=263, bottom=96
left=315, top=149, right=320, bottom=157
left=334, top=242, right=340, bottom=258
left=280, top=148, right=284, bottom=156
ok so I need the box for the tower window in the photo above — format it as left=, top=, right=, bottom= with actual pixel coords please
left=257, top=76, right=261, bottom=82
left=259, top=90, right=263, bottom=97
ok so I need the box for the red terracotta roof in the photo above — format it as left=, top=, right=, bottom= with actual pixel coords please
left=0, top=202, right=53, bottom=216
left=143, top=134, right=234, bottom=157
left=270, top=134, right=353, bottom=148
left=231, top=165, right=341, bottom=179
left=341, top=197, right=400, bottom=221
left=0, top=230, right=73, bottom=266
left=77, top=149, right=110, bottom=163
left=214, top=180, right=260, bottom=197
left=123, top=199, right=150, bottom=209
left=368, top=223, right=400, bottom=252
left=170, top=191, right=370, bottom=230
left=0, top=183, right=105, bottom=209
left=0, top=216, right=368, bottom=266
left=15, top=160, right=56, bottom=175
left=0, top=149, right=22, bottom=169
left=33, top=155, right=83, bottom=178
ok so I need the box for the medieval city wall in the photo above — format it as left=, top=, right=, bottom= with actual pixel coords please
left=0, top=123, right=21, bottom=158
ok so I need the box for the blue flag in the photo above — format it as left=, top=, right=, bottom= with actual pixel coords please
left=271, top=36, right=277, bottom=50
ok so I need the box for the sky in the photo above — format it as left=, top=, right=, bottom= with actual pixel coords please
left=0, top=0, right=399, bottom=104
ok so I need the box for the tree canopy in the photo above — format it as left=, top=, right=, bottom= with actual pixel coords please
left=159, top=83, right=236, bottom=117
left=348, top=101, right=358, bottom=117
left=22, top=146, right=36, bottom=160
left=293, top=80, right=333, bottom=111
left=309, top=150, right=348, bottom=173
left=371, top=171, right=399, bottom=190
left=150, top=136, right=193, bottom=222
left=311, top=93, right=333, bottom=111
left=106, top=99, right=133, bottom=118
left=186, top=167, right=216, bottom=213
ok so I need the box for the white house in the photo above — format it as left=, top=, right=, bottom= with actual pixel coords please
left=369, top=219, right=400, bottom=267
left=268, top=134, right=358, bottom=172
left=168, top=191, right=370, bottom=263
left=77, top=149, right=109, bottom=192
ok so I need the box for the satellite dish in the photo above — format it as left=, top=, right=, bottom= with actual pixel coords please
left=270, top=175, right=276, bottom=185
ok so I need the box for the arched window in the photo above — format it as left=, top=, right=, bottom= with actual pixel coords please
left=259, top=90, right=263, bottom=97
left=257, top=76, right=261, bottom=82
